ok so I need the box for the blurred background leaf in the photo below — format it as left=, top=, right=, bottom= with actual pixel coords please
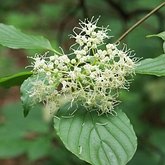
left=0, top=102, right=88, bottom=165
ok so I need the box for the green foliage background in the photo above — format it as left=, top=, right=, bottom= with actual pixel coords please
left=0, top=0, right=165, bottom=164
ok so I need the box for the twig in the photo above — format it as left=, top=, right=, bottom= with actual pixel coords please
left=115, top=2, right=165, bottom=43
left=129, top=9, right=164, bottom=32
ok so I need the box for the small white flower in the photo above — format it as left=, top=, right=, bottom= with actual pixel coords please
left=79, top=56, right=87, bottom=63
left=62, top=80, right=67, bottom=89
left=54, top=60, right=59, bottom=65
left=76, top=54, right=82, bottom=59
left=71, top=59, right=76, bottom=64
left=49, top=56, right=56, bottom=61
left=68, top=71, right=76, bottom=79
left=53, top=68, right=58, bottom=73
left=74, top=66, right=81, bottom=73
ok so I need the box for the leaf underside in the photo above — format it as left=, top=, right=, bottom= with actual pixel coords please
left=20, top=74, right=47, bottom=117
left=54, top=102, right=137, bottom=165
left=147, top=31, right=165, bottom=40
left=20, top=75, right=37, bottom=117
left=147, top=31, right=165, bottom=53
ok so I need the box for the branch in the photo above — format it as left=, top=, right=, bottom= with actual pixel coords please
left=130, top=9, right=165, bottom=32
left=115, top=2, right=165, bottom=43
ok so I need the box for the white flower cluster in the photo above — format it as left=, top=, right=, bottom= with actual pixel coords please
left=29, top=17, right=136, bottom=114
left=70, top=17, right=109, bottom=49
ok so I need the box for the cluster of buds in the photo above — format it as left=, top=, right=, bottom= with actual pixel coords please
left=28, top=17, right=136, bottom=114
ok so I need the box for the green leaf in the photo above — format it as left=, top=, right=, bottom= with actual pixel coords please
left=0, top=23, right=55, bottom=51
left=20, top=75, right=37, bottom=117
left=0, top=71, right=32, bottom=88
left=1, top=102, right=49, bottom=134
left=20, top=73, right=54, bottom=117
left=27, top=136, right=52, bottom=161
left=135, top=54, right=165, bottom=76
left=0, top=139, right=27, bottom=159
left=147, top=31, right=165, bottom=53
left=0, top=102, right=50, bottom=159
left=150, top=130, right=165, bottom=154
left=54, top=103, right=137, bottom=165
left=147, top=31, right=165, bottom=40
